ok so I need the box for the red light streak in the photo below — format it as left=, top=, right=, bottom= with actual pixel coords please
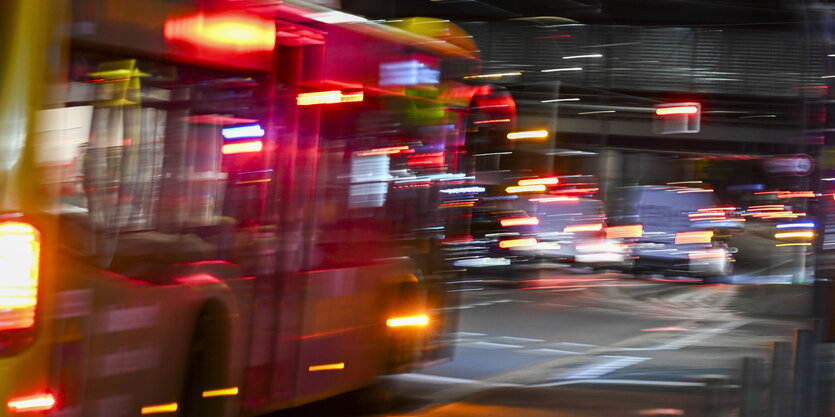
left=443, top=235, right=473, bottom=244
left=357, top=146, right=411, bottom=156
left=530, top=196, right=580, bottom=202
left=474, top=118, right=511, bottom=124
left=655, top=106, right=699, bottom=116
left=557, top=187, right=599, bottom=194
left=777, top=191, right=816, bottom=199
left=407, top=152, right=445, bottom=167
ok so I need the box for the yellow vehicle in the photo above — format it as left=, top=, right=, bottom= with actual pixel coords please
left=0, top=0, right=499, bottom=415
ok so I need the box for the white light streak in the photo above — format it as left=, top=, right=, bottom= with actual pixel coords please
left=541, top=67, right=583, bottom=73
left=542, top=98, right=580, bottom=103
left=578, top=110, right=615, bottom=115
left=563, top=54, right=602, bottom=59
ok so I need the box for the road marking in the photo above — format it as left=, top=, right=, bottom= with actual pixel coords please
left=658, top=321, right=746, bottom=350
left=560, top=355, right=650, bottom=379
left=518, top=348, right=578, bottom=356
left=642, top=327, right=688, bottom=332
left=492, top=336, right=545, bottom=343
left=458, top=341, right=524, bottom=350
left=558, top=342, right=598, bottom=347
left=392, top=373, right=521, bottom=388
left=442, top=299, right=528, bottom=311
left=536, top=378, right=705, bottom=388
left=447, top=332, right=486, bottom=337
left=616, top=320, right=748, bottom=351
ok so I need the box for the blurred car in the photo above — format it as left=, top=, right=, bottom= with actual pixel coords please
left=607, top=186, right=737, bottom=280
left=526, top=196, right=631, bottom=270
left=447, top=207, right=540, bottom=268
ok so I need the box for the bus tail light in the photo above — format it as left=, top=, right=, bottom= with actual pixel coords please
left=0, top=221, right=40, bottom=332
left=7, top=393, right=55, bottom=413
left=387, top=314, right=429, bottom=328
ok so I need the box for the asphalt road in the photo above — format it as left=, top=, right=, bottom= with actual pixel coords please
left=270, top=267, right=816, bottom=417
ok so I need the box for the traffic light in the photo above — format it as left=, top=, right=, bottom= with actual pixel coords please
left=653, top=102, right=701, bottom=134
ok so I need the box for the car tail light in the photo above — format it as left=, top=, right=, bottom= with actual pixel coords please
left=499, top=237, right=537, bottom=249
left=675, top=230, right=713, bottom=244
left=605, top=224, right=643, bottom=239
left=0, top=221, right=40, bottom=331
left=500, top=217, right=539, bottom=227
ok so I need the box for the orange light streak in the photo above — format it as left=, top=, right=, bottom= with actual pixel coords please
left=518, top=177, right=559, bottom=186
left=506, top=184, right=546, bottom=194
left=141, top=402, right=178, bottom=414
left=605, top=225, right=643, bottom=239
left=564, top=223, right=603, bottom=233
left=777, top=191, right=816, bottom=198
left=500, top=217, right=540, bottom=227
left=675, top=230, right=713, bottom=244
left=222, top=140, right=262, bottom=154
left=308, top=362, right=345, bottom=372
left=0, top=221, right=40, bottom=329
left=386, top=315, right=429, bottom=327
left=499, top=237, right=538, bottom=249
left=7, top=394, right=55, bottom=413
left=474, top=118, right=511, bottom=124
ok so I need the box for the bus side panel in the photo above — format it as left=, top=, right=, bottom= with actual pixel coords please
left=46, top=254, right=248, bottom=417
left=290, top=266, right=387, bottom=403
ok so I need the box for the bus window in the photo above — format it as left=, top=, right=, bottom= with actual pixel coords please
left=37, top=51, right=271, bottom=273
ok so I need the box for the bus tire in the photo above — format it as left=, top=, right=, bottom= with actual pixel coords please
left=181, top=303, right=230, bottom=417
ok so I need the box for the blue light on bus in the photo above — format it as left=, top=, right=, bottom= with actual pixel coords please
left=776, top=222, right=815, bottom=229
left=222, top=124, right=265, bottom=139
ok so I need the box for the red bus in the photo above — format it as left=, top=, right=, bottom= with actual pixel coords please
left=0, top=0, right=513, bottom=416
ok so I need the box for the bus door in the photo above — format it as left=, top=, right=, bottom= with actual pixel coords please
left=263, top=23, right=423, bottom=406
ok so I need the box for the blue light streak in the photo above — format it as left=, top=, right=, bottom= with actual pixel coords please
left=222, top=124, right=265, bottom=139
left=776, top=222, right=815, bottom=229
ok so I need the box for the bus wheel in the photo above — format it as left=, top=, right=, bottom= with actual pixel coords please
left=181, top=306, right=229, bottom=417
